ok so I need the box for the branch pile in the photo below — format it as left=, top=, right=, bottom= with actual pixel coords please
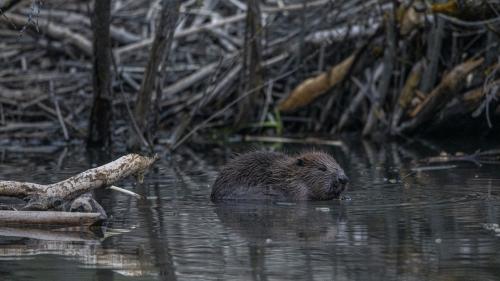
left=0, top=0, right=499, bottom=144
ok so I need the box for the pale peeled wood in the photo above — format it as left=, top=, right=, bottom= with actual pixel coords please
left=278, top=55, right=355, bottom=112
left=0, top=154, right=158, bottom=210
left=410, top=58, right=484, bottom=118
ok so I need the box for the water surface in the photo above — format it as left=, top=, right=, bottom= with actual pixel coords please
left=0, top=140, right=499, bottom=281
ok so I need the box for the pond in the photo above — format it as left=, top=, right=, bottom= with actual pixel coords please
left=0, top=139, right=499, bottom=281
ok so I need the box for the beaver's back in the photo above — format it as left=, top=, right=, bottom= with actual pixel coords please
left=210, top=151, right=288, bottom=201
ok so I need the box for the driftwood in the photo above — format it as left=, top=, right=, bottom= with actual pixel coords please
left=0, top=154, right=157, bottom=225
left=0, top=211, right=104, bottom=227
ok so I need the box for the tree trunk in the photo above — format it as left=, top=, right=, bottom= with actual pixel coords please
left=129, top=0, right=180, bottom=151
left=87, top=0, right=112, bottom=148
left=235, top=0, right=262, bottom=127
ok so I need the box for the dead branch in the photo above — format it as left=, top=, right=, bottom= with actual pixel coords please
left=411, top=58, right=484, bottom=115
left=0, top=211, right=105, bottom=227
left=0, top=154, right=158, bottom=210
left=2, top=12, right=92, bottom=56
left=397, top=57, right=484, bottom=133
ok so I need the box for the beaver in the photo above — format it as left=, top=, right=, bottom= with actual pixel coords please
left=211, top=151, right=349, bottom=201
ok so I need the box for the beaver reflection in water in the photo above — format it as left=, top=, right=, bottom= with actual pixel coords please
left=211, top=151, right=349, bottom=201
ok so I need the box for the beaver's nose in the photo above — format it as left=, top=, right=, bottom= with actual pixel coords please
left=338, top=174, right=349, bottom=185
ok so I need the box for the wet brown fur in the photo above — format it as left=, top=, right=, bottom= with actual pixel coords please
left=211, top=151, right=348, bottom=201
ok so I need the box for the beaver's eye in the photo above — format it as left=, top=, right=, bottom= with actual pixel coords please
left=296, top=159, right=305, bottom=166
left=318, top=165, right=327, bottom=172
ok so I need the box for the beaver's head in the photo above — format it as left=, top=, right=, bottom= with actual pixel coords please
left=289, top=151, right=348, bottom=200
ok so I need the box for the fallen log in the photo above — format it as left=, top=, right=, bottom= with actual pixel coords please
left=0, top=153, right=158, bottom=211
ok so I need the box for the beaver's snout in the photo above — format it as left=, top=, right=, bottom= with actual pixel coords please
left=330, top=172, right=348, bottom=197
left=337, top=173, right=349, bottom=185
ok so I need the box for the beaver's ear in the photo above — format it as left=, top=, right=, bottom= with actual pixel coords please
left=296, top=158, right=305, bottom=166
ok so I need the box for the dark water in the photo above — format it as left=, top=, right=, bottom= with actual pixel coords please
left=1, top=140, right=500, bottom=281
